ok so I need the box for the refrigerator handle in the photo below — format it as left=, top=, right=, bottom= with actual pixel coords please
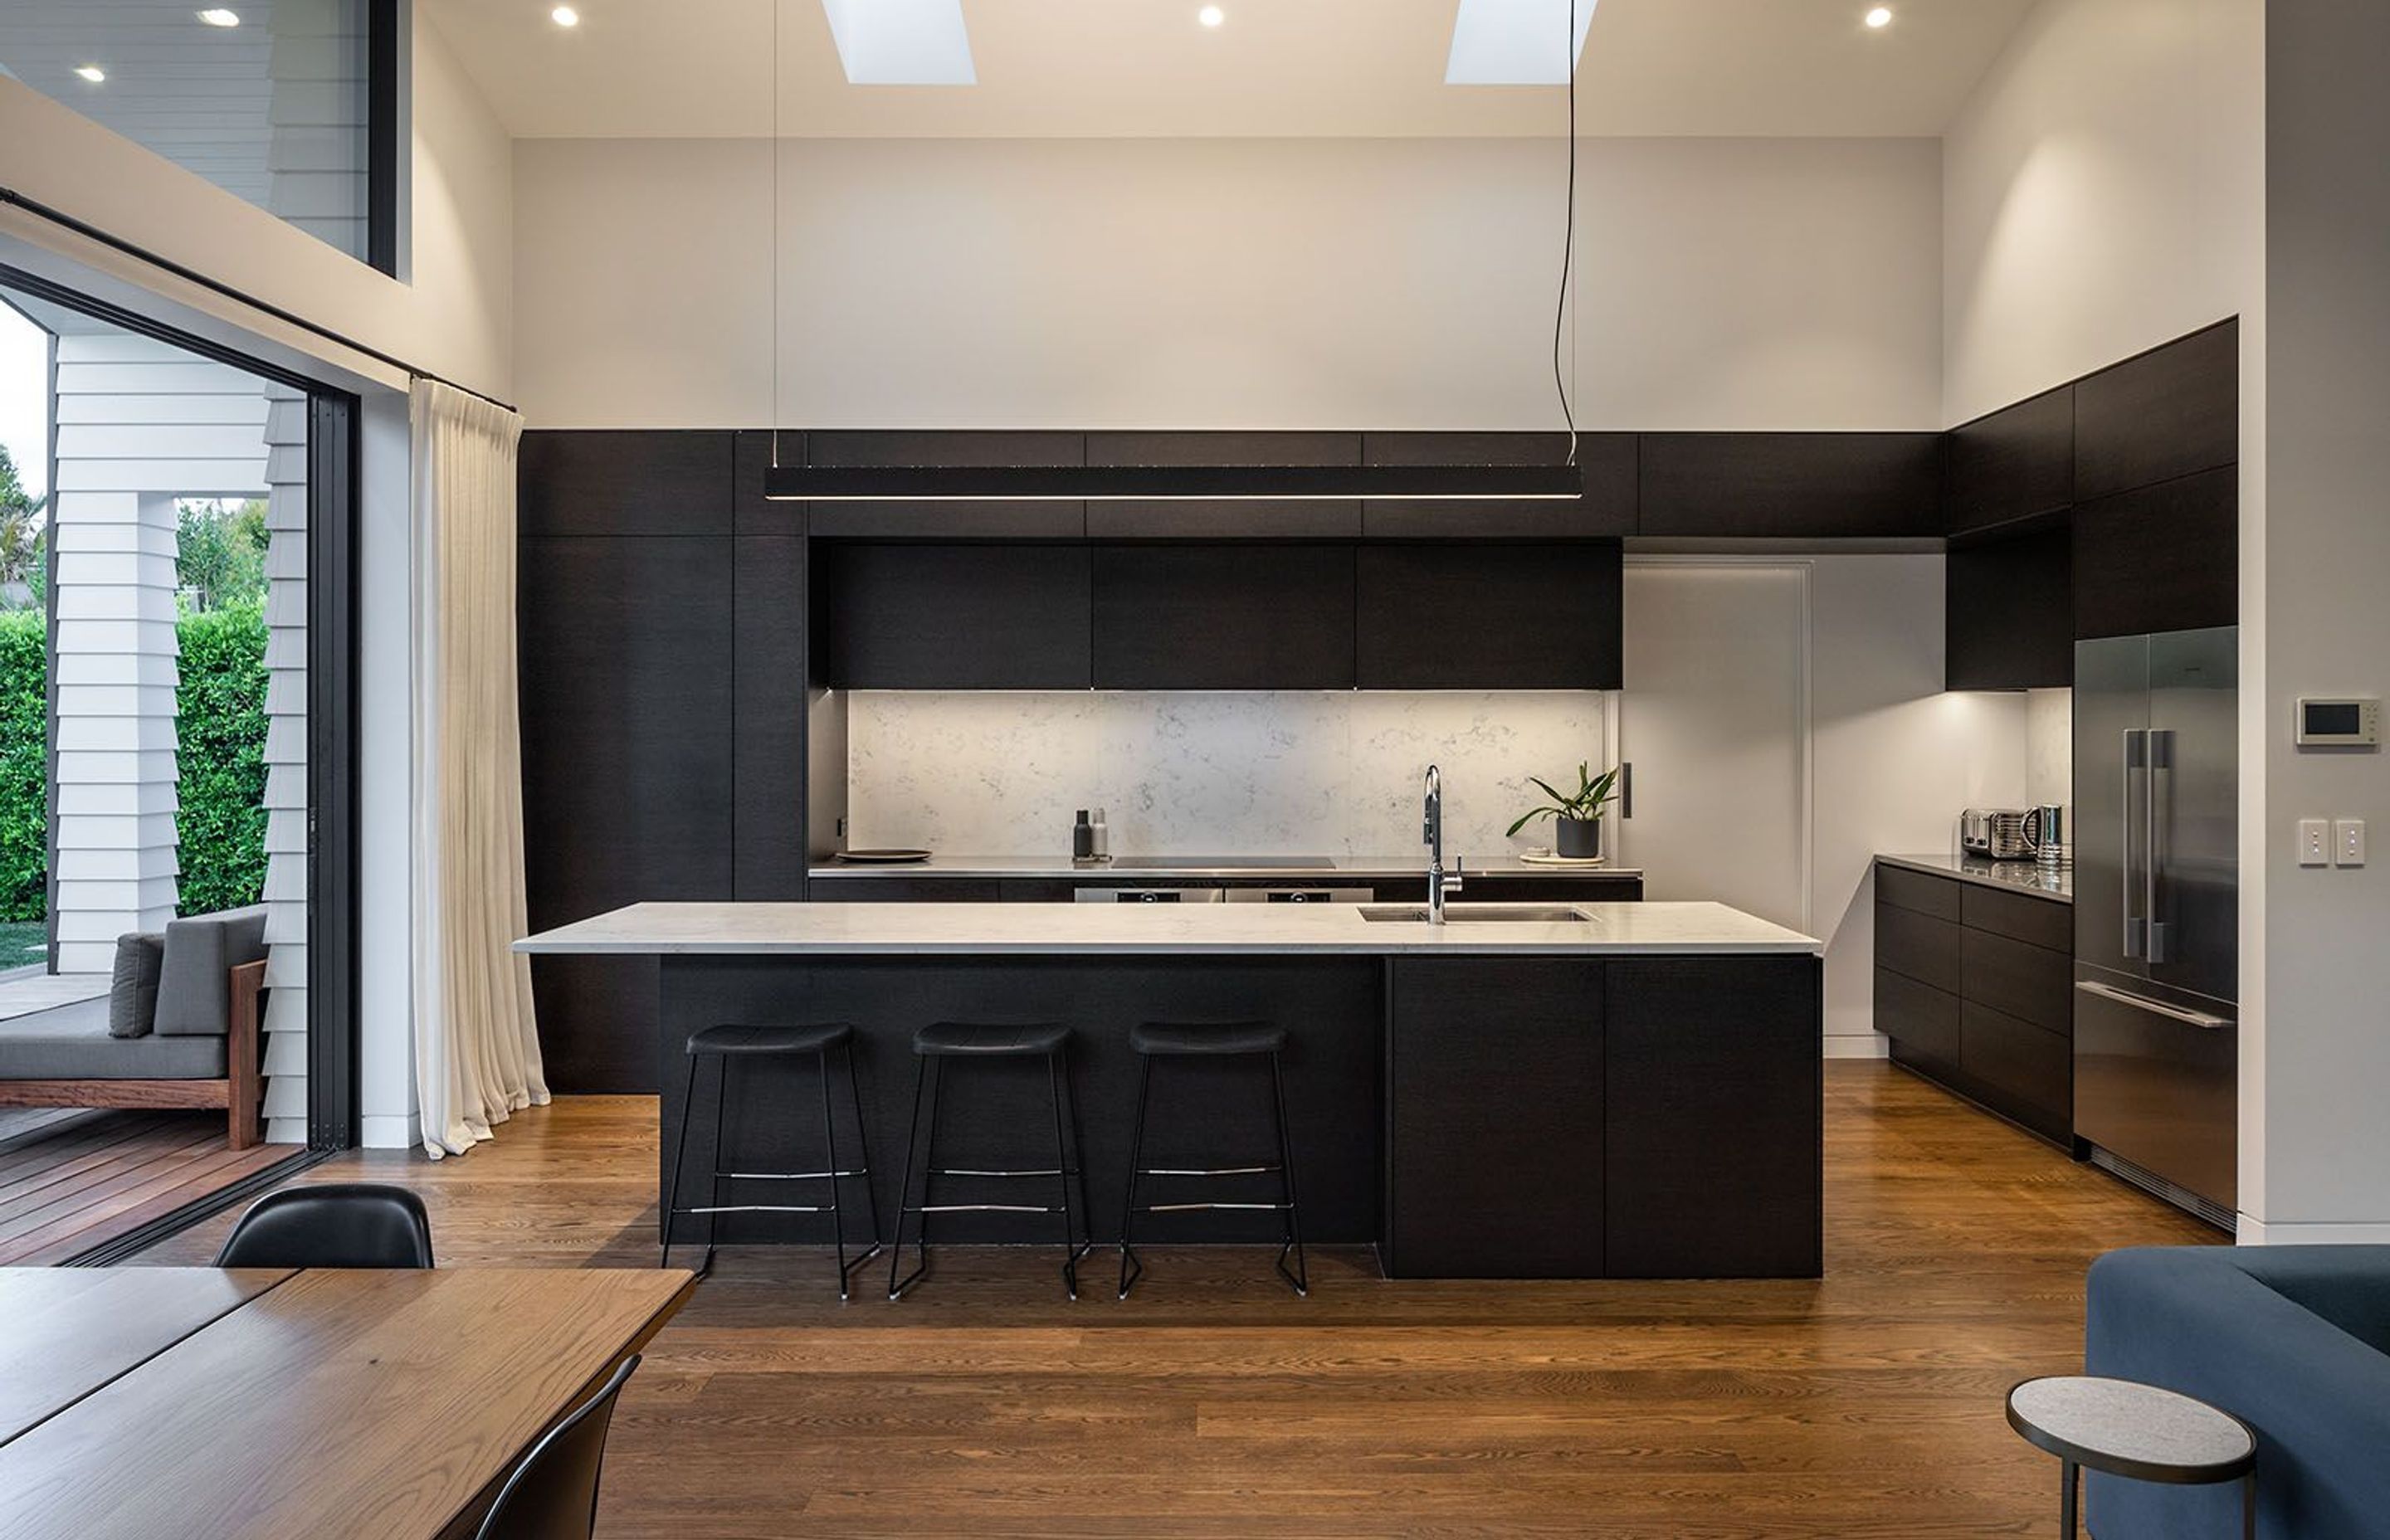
left=2075, top=978, right=2229, bottom=1030
left=2146, top=730, right=2174, bottom=965
left=2121, top=729, right=2147, bottom=960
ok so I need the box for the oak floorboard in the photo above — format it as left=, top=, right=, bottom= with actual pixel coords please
left=132, top=1062, right=2218, bottom=1536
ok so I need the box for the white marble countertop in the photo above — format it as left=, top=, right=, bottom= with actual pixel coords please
left=807, top=853, right=1644, bottom=880
left=515, top=900, right=1820, bottom=958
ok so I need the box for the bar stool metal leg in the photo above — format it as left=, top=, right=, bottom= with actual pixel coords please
left=661, top=1055, right=702, bottom=1268
left=1047, top=1049, right=1095, bottom=1300
left=1117, top=1055, right=1154, bottom=1299
left=889, top=1055, right=941, bottom=1301
left=1269, top=1050, right=1309, bottom=1298
left=703, top=1054, right=730, bottom=1274
left=843, top=1040, right=885, bottom=1266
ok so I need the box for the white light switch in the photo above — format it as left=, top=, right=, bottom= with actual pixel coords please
left=2300, top=819, right=2330, bottom=866
left=2337, top=819, right=2368, bottom=867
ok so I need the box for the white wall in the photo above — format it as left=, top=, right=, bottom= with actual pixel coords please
left=1942, top=0, right=2262, bottom=425
left=847, top=691, right=1608, bottom=860
left=515, top=134, right=1943, bottom=432
left=2247, top=0, right=2390, bottom=1243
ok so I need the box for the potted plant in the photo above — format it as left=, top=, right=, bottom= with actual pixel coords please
left=1507, top=762, right=1622, bottom=860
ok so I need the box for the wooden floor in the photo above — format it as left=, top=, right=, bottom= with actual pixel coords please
left=0, top=1109, right=290, bottom=1265
left=137, top=1062, right=2219, bottom=1537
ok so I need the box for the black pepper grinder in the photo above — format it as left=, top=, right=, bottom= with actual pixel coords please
left=1072, top=809, right=1095, bottom=864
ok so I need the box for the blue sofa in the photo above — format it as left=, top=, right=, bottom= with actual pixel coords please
left=2085, top=1245, right=2390, bottom=1538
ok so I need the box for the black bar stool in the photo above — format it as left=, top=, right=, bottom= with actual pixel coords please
left=1117, top=1021, right=1307, bottom=1299
left=663, top=1021, right=881, bottom=1299
left=888, top=1021, right=1094, bottom=1301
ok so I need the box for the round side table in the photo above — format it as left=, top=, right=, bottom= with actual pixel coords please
left=2006, top=1376, right=2257, bottom=1538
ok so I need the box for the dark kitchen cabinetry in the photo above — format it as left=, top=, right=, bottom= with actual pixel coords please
left=1874, top=863, right=2073, bottom=1146
left=804, top=430, right=1085, bottom=539
left=518, top=533, right=735, bottom=1093
left=1947, top=521, right=2072, bottom=690
left=1091, top=543, right=1357, bottom=690
left=1085, top=431, right=1362, bottom=539
left=1384, top=959, right=1605, bottom=1278
left=519, top=430, right=734, bottom=538
left=1638, top=432, right=1942, bottom=539
left=1355, top=543, right=1622, bottom=690
left=2073, top=320, right=2239, bottom=504
left=807, top=878, right=1004, bottom=903
left=812, top=542, right=1094, bottom=689
left=1359, top=431, right=1636, bottom=539
left=2072, top=466, right=2237, bottom=640
left=1944, top=388, right=2073, bottom=536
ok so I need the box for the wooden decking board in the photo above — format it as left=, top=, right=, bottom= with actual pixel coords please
left=0, top=1113, right=291, bottom=1267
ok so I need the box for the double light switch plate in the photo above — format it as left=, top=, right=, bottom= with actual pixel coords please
left=2299, top=818, right=2367, bottom=867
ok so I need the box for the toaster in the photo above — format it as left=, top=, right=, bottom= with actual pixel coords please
left=1961, top=807, right=2042, bottom=861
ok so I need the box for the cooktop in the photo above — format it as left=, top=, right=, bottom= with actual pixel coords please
left=1104, top=855, right=1339, bottom=871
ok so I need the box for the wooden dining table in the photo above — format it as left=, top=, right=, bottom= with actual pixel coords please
left=0, top=1265, right=697, bottom=1540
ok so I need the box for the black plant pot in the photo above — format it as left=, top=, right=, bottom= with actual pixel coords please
left=1554, top=817, right=1602, bottom=860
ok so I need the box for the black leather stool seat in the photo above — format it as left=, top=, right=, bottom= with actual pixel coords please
left=912, top=1021, right=1071, bottom=1057
left=687, top=1021, right=853, bottom=1056
left=1130, top=1021, right=1288, bottom=1057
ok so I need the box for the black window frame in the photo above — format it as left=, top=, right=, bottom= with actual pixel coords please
left=366, top=0, right=403, bottom=278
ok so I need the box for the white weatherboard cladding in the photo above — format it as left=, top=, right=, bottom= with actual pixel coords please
left=261, top=384, right=310, bottom=1143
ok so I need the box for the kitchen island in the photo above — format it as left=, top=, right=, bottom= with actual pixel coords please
left=516, top=900, right=1825, bottom=1279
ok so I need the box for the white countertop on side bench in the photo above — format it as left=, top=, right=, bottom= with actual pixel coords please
left=514, top=901, right=1822, bottom=958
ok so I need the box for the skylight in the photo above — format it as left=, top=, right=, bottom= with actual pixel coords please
left=821, top=0, right=976, bottom=86
left=1446, top=0, right=1597, bottom=86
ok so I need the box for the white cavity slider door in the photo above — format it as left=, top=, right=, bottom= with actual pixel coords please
left=1613, top=559, right=1812, bottom=933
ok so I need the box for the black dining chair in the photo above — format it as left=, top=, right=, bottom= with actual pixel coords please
left=212, top=1182, right=435, bottom=1269
left=474, top=1354, right=643, bottom=1540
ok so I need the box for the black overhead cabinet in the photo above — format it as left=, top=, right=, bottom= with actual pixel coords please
left=1639, top=431, right=1943, bottom=539
left=1091, top=543, right=1358, bottom=689
left=1357, top=543, right=1622, bottom=690
left=811, top=542, right=1095, bottom=689
left=2071, top=319, right=2239, bottom=504
left=1944, top=387, right=2073, bottom=538
left=1360, top=431, right=1636, bottom=539
left=1085, top=430, right=1362, bottom=539
left=2071, top=466, right=2239, bottom=640
left=803, top=429, right=1086, bottom=539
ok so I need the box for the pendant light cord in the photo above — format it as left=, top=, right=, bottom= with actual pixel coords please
left=769, top=0, right=783, bottom=468
left=1553, top=0, right=1579, bottom=465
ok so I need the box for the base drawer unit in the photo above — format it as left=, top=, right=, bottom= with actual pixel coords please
left=1874, top=860, right=2074, bottom=1148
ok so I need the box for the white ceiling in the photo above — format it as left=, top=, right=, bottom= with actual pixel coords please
left=419, top=0, right=2038, bottom=140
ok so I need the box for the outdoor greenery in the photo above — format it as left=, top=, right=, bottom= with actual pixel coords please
left=0, top=602, right=269, bottom=929
left=176, top=498, right=270, bottom=611
left=0, top=444, right=45, bottom=612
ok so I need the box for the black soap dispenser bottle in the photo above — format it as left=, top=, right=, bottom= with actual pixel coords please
left=1072, top=809, right=1095, bottom=865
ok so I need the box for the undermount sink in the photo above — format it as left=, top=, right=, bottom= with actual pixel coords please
left=1358, top=904, right=1588, bottom=924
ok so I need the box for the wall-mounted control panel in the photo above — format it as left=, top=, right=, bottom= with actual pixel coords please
left=2295, top=696, right=2382, bottom=748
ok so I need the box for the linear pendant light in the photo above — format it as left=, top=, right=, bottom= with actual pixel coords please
left=761, top=460, right=1584, bottom=503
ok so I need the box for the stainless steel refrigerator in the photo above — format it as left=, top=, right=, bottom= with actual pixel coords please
left=2073, top=627, right=2238, bottom=1226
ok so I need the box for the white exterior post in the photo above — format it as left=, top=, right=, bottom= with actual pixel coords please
left=260, top=385, right=311, bottom=1142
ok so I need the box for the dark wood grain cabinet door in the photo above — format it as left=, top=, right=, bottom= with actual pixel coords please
left=1090, top=544, right=1356, bottom=689
left=1604, top=956, right=1822, bottom=1279
left=1355, top=543, right=1622, bottom=690
left=732, top=535, right=808, bottom=899
left=1944, top=388, right=2074, bottom=536
left=1947, top=522, right=2072, bottom=690
left=1386, top=959, right=1604, bottom=1278
left=2073, top=320, right=2238, bottom=503
left=1359, top=431, right=1636, bottom=539
left=519, top=431, right=735, bottom=537
left=1638, top=432, right=1942, bottom=539
left=2072, top=465, right=2237, bottom=639
left=803, top=430, right=1085, bottom=539
left=518, top=535, right=735, bottom=1091
left=812, top=543, right=1094, bottom=689
left=1085, top=430, right=1362, bottom=539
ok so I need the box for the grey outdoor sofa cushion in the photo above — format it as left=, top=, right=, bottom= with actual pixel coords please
left=154, top=905, right=268, bottom=1037
left=0, top=997, right=229, bottom=1079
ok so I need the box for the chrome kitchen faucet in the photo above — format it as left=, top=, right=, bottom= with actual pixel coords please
left=1423, top=764, right=1465, bottom=924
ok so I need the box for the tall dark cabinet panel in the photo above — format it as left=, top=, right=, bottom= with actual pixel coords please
left=1384, top=959, right=1605, bottom=1278
left=1604, top=957, right=1822, bottom=1278
left=812, top=543, right=1095, bottom=688
left=2073, top=320, right=2239, bottom=504
left=732, top=538, right=808, bottom=897
left=1090, top=544, right=1358, bottom=689
left=2073, top=466, right=2238, bottom=640
left=519, top=531, right=734, bottom=1094
left=519, top=431, right=735, bottom=537
left=1947, top=523, right=2072, bottom=690
left=1356, top=543, right=1622, bottom=689
left=1359, top=431, right=1636, bottom=539
left=1085, top=430, right=1363, bottom=539
left=1638, top=432, right=1942, bottom=539
left=803, top=430, right=1086, bottom=539
left=1944, top=387, right=2074, bottom=536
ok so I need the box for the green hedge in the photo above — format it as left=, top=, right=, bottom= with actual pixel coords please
left=0, top=606, right=270, bottom=926
left=0, top=612, right=41, bottom=924
left=174, top=603, right=268, bottom=916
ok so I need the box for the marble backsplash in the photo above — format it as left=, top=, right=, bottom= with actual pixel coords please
left=845, top=691, right=1613, bottom=860
left=2026, top=688, right=2073, bottom=818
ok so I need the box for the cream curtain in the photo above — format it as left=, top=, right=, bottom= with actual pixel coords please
left=411, top=379, right=548, bottom=1157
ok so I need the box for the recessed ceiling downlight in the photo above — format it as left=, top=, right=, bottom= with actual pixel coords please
left=73, top=64, right=105, bottom=83
left=1865, top=6, right=1894, bottom=27
left=551, top=5, right=580, bottom=26
left=1198, top=5, right=1225, bottom=27
left=196, top=7, right=241, bottom=26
